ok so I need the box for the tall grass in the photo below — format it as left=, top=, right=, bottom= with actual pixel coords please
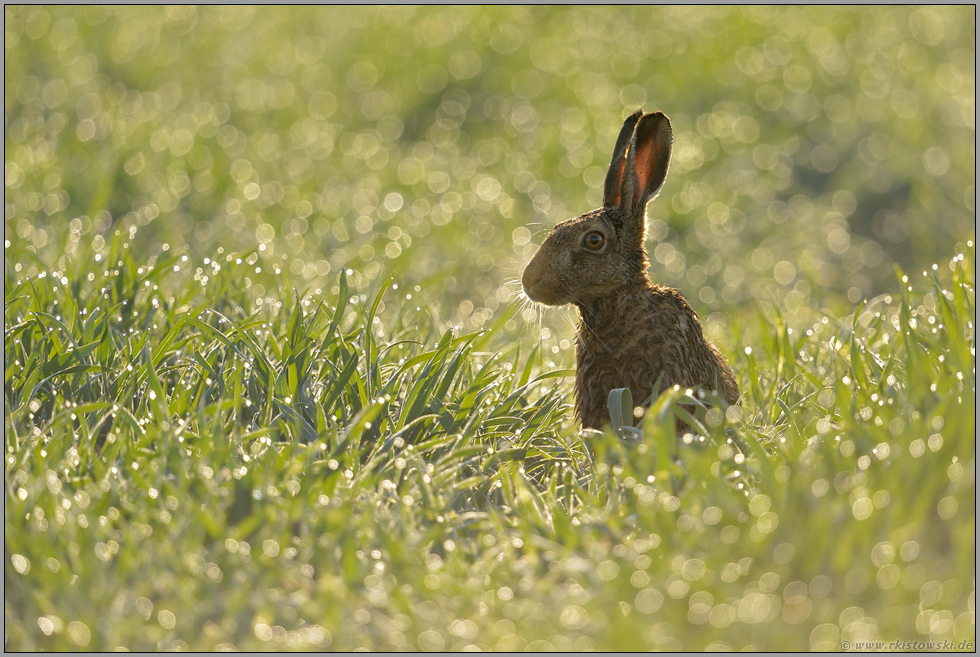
left=4, top=231, right=974, bottom=650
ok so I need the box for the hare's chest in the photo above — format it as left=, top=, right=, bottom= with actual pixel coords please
left=576, top=310, right=693, bottom=394
left=574, top=330, right=671, bottom=420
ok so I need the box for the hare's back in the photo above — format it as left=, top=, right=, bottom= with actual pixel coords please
left=634, top=286, right=733, bottom=389
left=640, top=285, right=705, bottom=343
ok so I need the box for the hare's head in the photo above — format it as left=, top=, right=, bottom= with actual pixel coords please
left=522, top=110, right=672, bottom=307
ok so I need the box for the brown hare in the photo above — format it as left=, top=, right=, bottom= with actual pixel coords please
left=521, top=109, right=739, bottom=430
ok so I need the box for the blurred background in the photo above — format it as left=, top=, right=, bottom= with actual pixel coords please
left=4, top=6, right=976, bottom=328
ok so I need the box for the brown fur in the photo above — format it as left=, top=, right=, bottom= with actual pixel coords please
left=521, top=109, right=739, bottom=430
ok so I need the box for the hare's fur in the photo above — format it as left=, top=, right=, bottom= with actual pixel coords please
left=522, top=109, right=739, bottom=430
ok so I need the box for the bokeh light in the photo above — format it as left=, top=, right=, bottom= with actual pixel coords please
left=5, top=6, right=974, bottom=328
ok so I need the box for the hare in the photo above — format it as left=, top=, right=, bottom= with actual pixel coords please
left=521, top=109, right=739, bottom=430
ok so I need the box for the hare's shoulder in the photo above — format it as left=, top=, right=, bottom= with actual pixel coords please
left=637, top=285, right=701, bottom=334
left=613, top=286, right=707, bottom=379
left=646, top=284, right=699, bottom=315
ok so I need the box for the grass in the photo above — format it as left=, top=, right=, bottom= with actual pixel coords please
left=4, top=229, right=975, bottom=650
left=4, top=5, right=976, bottom=651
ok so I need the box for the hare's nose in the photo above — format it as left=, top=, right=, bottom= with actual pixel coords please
left=521, top=264, right=541, bottom=296
left=521, top=254, right=549, bottom=302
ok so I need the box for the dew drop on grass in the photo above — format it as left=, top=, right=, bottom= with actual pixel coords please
left=852, top=497, right=873, bottom=520
left=937, top=497, right=958, bottom=519
left=11, top=554, right=30, bottom=574
left=811, top=479, right=830, bottom=498
left=37, top=617, right=55, bottom=636
left=68, top=620, right=91, bottom=647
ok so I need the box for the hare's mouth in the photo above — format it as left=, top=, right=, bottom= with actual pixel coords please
left=522, top=283, right=559, bottom=306
left=525, top=294, right=564, bottom=307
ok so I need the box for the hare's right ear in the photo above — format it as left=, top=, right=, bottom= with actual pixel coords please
left=619, top=112, right=672, bottom=217
left=602, top=109, right=643, bottom=208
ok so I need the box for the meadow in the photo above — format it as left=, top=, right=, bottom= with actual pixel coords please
left=4, top=6, right=976, bottom=651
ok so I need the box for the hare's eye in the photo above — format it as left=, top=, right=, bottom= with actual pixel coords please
left=582, top=231, right=605, bottom=251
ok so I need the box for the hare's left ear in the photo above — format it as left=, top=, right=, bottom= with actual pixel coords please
left=620, top=112, right=672, bottom=217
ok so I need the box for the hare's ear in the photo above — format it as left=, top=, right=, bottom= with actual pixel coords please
left=602, top=109, right=643, bottom=208
left=620, top=112, right=672, bottom=217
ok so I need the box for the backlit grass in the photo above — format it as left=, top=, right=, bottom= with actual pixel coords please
left=4, top=232, right=975, bottom=650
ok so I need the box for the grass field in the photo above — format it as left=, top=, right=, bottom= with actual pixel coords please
left=4, top=6, right=976, bottom=651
